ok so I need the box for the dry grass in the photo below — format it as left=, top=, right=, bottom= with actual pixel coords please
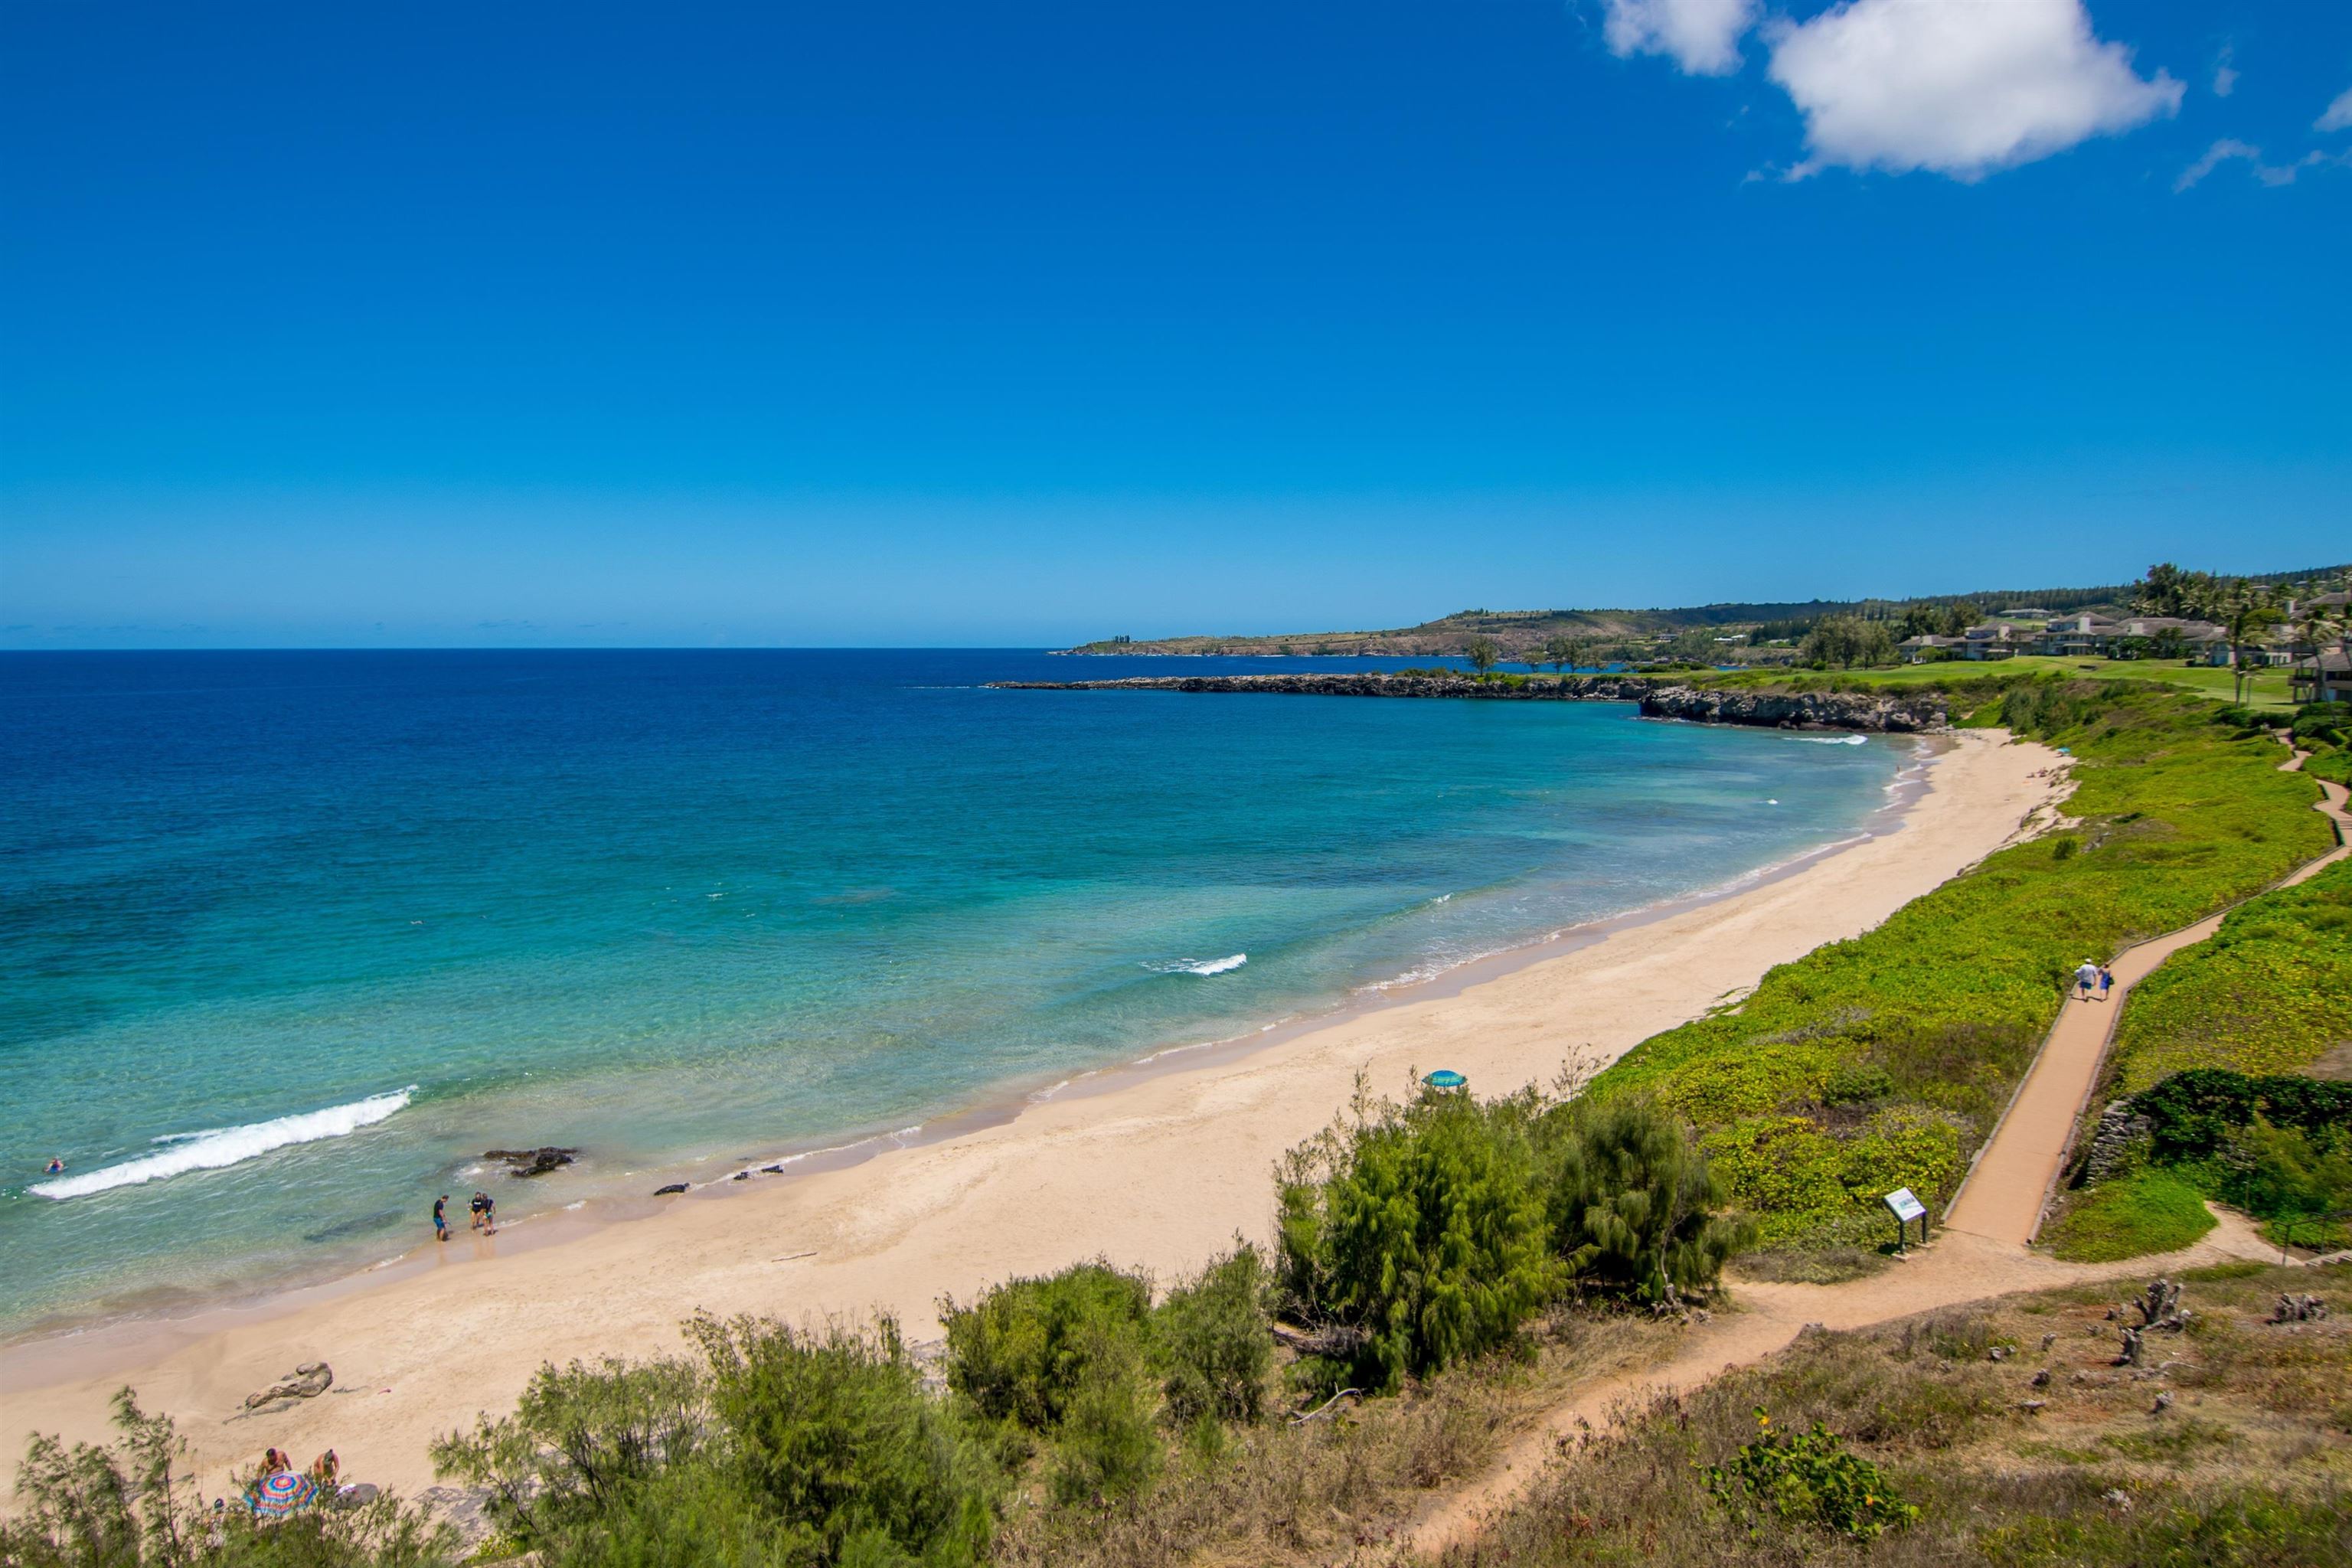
left=1442, top=1263, right=2352, bottom=1567
left=985, top=1311, right=1670, bottom=1568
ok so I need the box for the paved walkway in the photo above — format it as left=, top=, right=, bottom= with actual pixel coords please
left=1942, top=752, right=2347, bottom=1245
left=1410, top=743, right=2350, bottom=1560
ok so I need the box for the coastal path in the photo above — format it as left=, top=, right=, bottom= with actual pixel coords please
left=1408, top=744, right=2349, bottom=1560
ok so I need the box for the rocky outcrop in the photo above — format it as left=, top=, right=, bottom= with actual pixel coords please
left=1636, top=685, right=1945, bottom=733
left=2078, top=1099, right=2154, bottom=1187
left=989, top=675, right=1945, bottom=732
left=485, top=1146, right=578, bottom=1178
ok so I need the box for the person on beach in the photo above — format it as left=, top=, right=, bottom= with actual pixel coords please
left=469, top=1191, right=488, bottom=1231
left=433, top=1194, right=450, bottom=1241
left=480, top=1193, right=496, bottom=1233
left=2075, top=960, right=2099, bottom=1001
left=2098, top=967, right=2114, bottom=1002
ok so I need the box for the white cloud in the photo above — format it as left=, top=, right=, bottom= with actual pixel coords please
left=1765, top=0, right=2183, bottom=180
left=1600, top=0, right=1758, bottom=76
left=2174, top=138, right=2347, bottom=192
left=2213, top=65, right=2237, bottom=97
left=2319, top=84, right=2352, bottom=132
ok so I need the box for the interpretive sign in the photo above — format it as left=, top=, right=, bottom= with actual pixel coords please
left=1884, top=1186, right=1929, bottom=1253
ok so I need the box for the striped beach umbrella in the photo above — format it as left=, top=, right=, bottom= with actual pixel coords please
left=252, top=1469, right=318, bottom=1519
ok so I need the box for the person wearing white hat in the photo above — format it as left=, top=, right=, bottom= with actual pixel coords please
left=2074, top=960, right=2099, bottom=1001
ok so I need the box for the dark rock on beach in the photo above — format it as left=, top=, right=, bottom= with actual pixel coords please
left=485, top=1146, right=579, bottom=1178
left=989, top=674, right=1946, bottom=733
left=653, top=1182, right=690, bottom=1195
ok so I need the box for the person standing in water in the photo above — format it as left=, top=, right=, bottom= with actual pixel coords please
left=433, top=1194, right=450, bottom=1242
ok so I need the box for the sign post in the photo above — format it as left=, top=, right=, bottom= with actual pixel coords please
left=1883, top=1187, right=1928, bottom=1254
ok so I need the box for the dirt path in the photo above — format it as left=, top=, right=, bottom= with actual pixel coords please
left=1406, top=744, right=2350, bottom=1560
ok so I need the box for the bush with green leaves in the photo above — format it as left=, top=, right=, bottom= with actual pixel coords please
left=1701, top=1406, right=1919, bottom=1541
left=938, top=1262, right=1152, bottom=1433
left=1148, top=1243, right=1276, bottom=1427
left=1275, top=1083, right=1560, bottom=1389
left=431, top=1313, right=998, bottom=1568
left=1537, top=1095, right=1750, bottom=1305
left=3, top=1390, right=454, bottom=1568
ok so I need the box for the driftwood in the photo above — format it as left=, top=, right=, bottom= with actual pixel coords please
left=1289, top=1389, right=1364, bottom=1426
left=244, top=1362, right=332, bottom=1409
left=2113, top=1326, right=2144, bottom=1367
left=2269, top=1292, right=2330, bottom=1325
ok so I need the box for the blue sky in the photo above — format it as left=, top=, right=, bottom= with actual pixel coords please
left=4, top=1, right=2348, bottom=647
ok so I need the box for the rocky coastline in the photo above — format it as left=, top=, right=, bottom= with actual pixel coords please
left=988, top=674, right=1949, bottom=732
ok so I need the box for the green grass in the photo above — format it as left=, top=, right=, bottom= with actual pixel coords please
left=2107, top=858, right=2352, bottom=1092
left=2043, top=1167, right=2217, bottom=1261
left=1694, top=656, right=2299, bottom=710
left=1588, top=678, right=2332, bottom=1248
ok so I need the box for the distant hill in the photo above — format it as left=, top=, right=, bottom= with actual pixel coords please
left=1064, top=564, right=2351, bottom=659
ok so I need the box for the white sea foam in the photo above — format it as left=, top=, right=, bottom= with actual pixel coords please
left=32, top=1088, right=417, bottom=1200
left=1183, top=953, right=1247, bottom=976
left=1791, top=733, right=1868, bottom=746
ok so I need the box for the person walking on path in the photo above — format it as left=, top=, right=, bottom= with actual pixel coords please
left=2097, top=966, right=2114, bottom=1002
left=433, top=1194, right=449, bottom=1242
left=2074, top=959, right=2099, bottom=1001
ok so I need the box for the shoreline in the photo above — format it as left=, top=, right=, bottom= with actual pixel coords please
left=0, top=729, right=2063, bottom=1508
left=3, top=733, right=1935, bottom=1351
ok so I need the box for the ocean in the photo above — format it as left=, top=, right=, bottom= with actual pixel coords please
left=0, top=650, right=1916, bottom=1335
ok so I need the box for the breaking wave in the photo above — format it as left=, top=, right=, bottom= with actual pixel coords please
left=32, top=1089, right=418, bottom=1200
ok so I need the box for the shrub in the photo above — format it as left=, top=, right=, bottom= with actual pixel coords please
left=2133, top=1069, right=2352, bottom=1162
left=1538, top=1096, right=1749, bottom=1304
left=433, top=1315, right=999, bottom=1568
left=1150, top=1243, right=1276, bottom=1427
left=1047, top=1336, right=1160, bottom=1505
left=1276, top=1084, right=1560, bottom=1388
left=1821, top=1061, right=1894, bottom=1106
left=691, top=1315, right=998, bottom=1566
left=2211, top=1119, right=2352, bottom=1247
left=1701, top=1406, right=1919, bottom=1540
left=5, top=1390, right=455, bottom=1568
left=430, top=1353, right=704, bottom=1534
left=940, top=1263, right=1152, bottom=1432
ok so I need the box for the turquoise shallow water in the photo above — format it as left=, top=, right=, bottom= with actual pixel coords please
left=0, top=651, right=1914, bottom=1334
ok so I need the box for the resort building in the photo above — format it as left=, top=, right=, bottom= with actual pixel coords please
left=2292, top=650, right=2350, bottom=704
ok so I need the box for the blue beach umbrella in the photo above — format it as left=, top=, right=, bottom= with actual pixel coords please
left=1423, top=1070, right=1466, bottom=1089
left=252, top=1470, right=318, bottom=1520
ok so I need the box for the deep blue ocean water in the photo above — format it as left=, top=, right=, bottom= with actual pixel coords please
left=0, top=651, right=1913, bottom=1333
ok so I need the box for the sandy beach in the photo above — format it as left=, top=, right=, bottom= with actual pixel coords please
left=0, top=728, right=2062, bottom=1505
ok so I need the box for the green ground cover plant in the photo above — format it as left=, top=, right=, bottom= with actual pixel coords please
left=2108, top=859, right=2352, bottom=1090
left=1589, top=678, right=2331, bottom=1250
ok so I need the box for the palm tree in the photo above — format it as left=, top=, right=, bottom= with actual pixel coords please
left=2221, top=586, right=2282, bottom=705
